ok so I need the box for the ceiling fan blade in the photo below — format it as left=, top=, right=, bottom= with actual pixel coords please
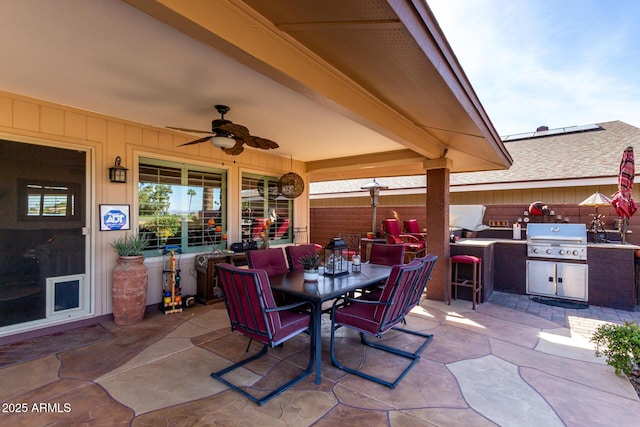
left=219, top=122, right=250, bottom=141
left=223, top=140, right=245, bottom=155
left=247, top=136, right=279, bottom=150
left=167, top=126, right=212, bottom=134
left=171, top=105, right=277, bottom=153
left=177, top=136, right=212, bottom=147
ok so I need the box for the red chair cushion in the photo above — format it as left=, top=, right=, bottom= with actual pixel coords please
left=382, top=219, right=402, bottom=235
left=406, top=243, right=425, bottom=251
left=386, top=235, right=402, bottom=244
left=246, top=248, right=289, bottom=276
left=451, top=255, right=481, bottom=264
left=369, top=244, right=405, bottom=266
left=285, top=244, right=319, bottom=271
left=404, top=219, right=421, bottom=233
left=333, top=302, right=381, bottom=334
left=217, top=263, right=311, bottom=346
left=335, top=262, right=422, bottom=334
left=270, top=309, right=311, bottom=343
left=274, top=218, right=290, bottom=239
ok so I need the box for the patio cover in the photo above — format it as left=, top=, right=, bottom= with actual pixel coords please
left=123, top=0, right=512, bottom=178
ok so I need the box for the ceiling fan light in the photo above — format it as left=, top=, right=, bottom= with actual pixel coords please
left=210, top=135, right=236, bottom=149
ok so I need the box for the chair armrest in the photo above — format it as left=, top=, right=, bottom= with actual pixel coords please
left=266, top=299, right=314, bottom=314
left=398, top=233, right=422, bottom=243
left=406, top=232, right=427, bottom=241
left=331, top=296, right=391, bottom=308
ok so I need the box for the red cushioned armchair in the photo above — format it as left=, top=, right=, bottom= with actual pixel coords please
left=212, top=263, right=315, bottom=405
left=381, top=219, right=426, bottom=261
left=329, top=260, right=435, bottom=388
left=403, top=219, right=427, bottom=241
left=285, top=244, right=322, bottom=271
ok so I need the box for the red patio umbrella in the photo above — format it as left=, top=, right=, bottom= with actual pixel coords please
left=611, top=146, right=636, bottom=243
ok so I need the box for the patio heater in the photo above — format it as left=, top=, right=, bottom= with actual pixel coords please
left=361, top=178, right=388, bottom=237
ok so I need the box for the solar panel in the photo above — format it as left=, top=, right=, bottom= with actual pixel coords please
left=502, top=124, right=602, bottom=142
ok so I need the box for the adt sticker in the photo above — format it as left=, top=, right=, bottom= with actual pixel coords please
left=103, top=209, right=128, bottom=230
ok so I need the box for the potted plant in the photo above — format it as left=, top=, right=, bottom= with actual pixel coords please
left=300, top=252, right=321, bottom=282
left=110, top=232, right=149, bottom=326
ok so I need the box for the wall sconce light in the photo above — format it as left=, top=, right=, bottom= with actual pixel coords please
left=109, top=156, right=128, bottom=183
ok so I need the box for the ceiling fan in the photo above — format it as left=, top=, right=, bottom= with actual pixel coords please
left=168, top=105, right=279, bottom=155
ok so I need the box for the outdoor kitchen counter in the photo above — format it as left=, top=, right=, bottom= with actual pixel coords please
left=450, top=239, right=500, bottom=305
left=452, top=238, right=638, bottom=310
left=586, top=242, right=639, bottom=310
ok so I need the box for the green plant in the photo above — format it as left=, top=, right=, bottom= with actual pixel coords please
left=139, top=215, right=181, bottom=240
left=299, top=253, right=320, bottom=270
left=591, top=320, right=640, bottom=376
left=110, top=232, right=149, bottom=257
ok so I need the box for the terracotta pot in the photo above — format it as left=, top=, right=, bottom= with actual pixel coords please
left=112, top=256, right=148, bottom=326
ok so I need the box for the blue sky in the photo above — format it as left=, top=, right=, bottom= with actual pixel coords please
left=428, top=0, right=640, bottom=136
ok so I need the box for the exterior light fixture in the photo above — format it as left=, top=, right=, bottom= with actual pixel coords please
left=109, top=156, right=128, bottom=183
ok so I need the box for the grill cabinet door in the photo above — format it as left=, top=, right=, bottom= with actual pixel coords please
left=526, top=260, right=556, bottom=297
left=556, top=263, right=588, bottom=301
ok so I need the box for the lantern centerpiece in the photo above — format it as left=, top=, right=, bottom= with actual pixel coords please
left=323, top=238, right=350, bottom=277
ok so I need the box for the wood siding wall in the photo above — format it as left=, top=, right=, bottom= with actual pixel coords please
left=0, top=90, right=307, bottom=321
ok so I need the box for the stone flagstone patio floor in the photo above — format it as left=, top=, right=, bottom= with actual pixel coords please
left=1, top=292, right=639, bottom=426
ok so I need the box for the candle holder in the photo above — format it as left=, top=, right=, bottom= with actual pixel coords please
left=351, top=254, right=361, bottom=272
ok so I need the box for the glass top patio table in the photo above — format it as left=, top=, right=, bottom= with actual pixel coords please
left=269, top=262, right=393, bottom=384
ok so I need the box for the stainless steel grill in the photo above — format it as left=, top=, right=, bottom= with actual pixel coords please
left=526, top=223, right=587, bottom=261
left=526, top=223, right=588, bottom=302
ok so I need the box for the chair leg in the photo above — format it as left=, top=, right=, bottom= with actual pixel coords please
left=330, top=321, right=433, bottom=389
left=211, top=334, right=315, bottom=406
left=471, top=262, right=476, bottom=310
left=360, top=327, right=433, bottom=359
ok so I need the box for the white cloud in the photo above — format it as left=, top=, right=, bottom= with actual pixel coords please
left=427, top=0, right=640, bottom=135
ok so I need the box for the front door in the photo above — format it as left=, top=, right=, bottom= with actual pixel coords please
left=0, top=140, right=89, bottom=331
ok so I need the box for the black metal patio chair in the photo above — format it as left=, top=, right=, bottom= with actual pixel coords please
left=212, top=263, right=315, bottom=405
left=329, top=259, right=435, bottom=388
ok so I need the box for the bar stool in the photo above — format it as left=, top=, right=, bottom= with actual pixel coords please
left=450, top=255, right=482, bottom=310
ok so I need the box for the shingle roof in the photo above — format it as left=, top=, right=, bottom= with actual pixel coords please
left=453, top=120, right=639, bottom=185
left=310, top=120, right=639, bottom=195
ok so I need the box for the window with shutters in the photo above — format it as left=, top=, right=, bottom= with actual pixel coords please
left=138, top=157, right=227, bottom=255
left=241, top=173, right=292, bottom=245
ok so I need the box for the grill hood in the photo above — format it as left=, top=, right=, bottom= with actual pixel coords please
left=527, top=223, right=587, bottom=244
